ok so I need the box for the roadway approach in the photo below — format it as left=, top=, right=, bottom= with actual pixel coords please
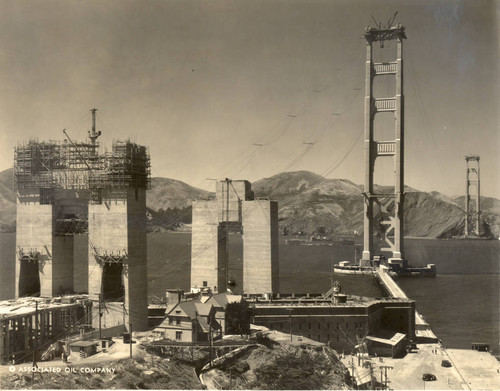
left=368, top=269, right=500, bottom=390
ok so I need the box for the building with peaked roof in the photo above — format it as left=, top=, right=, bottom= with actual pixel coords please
left=155, top=301, right=221, bottom=343
left=204, top=292, right=244, bottom=334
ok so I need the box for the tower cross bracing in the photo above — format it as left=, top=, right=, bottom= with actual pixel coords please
left=362, top=24, right=406, bottom=262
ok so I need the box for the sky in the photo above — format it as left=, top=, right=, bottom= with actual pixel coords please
left=0, top=0, right=498, bottom=197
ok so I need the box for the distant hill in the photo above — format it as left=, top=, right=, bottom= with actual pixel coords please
left=0, top=168, right=16, bottom=232
left=0, top=169, right=213, bottom=233
left=0, top=168, right=498, bottom=238
left=453, top=195, right=500, bottom=238
left=148, top=177, right=213, bottom=210
left=253, top=171, right=499, bottom=239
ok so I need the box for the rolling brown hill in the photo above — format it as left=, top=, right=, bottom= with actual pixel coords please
left=148, top=177, right=213, bottom=210
left=253, top=171, right=498, bottom=238
left=0, top=168, right=498, bottom=238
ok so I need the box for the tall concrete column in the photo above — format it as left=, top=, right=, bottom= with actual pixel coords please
left=242, top=200, right=279, bottom=294
left=191, top=180, right=278, bottom=295
left=191, top=201, right=225, bottom=292
left=363, top=40, right=374, bottom=261
left=15, top=191, right=54, bottom=298
left=88, top=187, right=148, bottom=331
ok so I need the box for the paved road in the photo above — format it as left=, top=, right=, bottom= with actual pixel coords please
left=342, top=342, right=500, bottom=390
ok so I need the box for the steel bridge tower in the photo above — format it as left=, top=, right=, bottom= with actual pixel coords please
left=465, top=155, right=480, bottom=236
left=362, top=24, right=407, bottom=262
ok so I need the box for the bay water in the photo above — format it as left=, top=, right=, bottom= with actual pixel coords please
left=1, top=232, right=498, bottom=355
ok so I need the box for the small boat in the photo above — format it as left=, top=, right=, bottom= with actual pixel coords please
left=387, top=263, right=436, bottom=277
left=333, top=261, right=375, bottom=275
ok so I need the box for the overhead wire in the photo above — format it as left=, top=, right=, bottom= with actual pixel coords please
left=405, top=50, right=446, bottom=170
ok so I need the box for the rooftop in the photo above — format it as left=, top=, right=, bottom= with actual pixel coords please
left=248, top=295, right=412, bottom=308
left=0, top=295, right=90, bottom=319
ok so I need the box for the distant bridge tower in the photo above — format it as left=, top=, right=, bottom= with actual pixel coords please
left=465, top=155, right=480, bottom=236
left=362, top=22, right=407, bottom=262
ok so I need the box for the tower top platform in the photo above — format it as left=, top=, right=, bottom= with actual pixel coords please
left=364, top=25, right=406, bottom=42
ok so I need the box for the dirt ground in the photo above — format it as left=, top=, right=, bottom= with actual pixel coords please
left=0, top=338, right=203, bottom=390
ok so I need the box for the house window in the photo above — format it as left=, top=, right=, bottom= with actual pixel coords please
left=175, top=331, right=182, bottom=341
left=203, top=281, right=208, bottom=287
left=308, top=323, right=311, bottom=329
left=176, top=317, right=181, bottom=325
left=168, top=317, right=173, bottom=325
left=299, top=324, right=302, bottom=330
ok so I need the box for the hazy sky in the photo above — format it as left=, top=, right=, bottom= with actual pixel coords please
left=0, top=0, right=498, bottom=197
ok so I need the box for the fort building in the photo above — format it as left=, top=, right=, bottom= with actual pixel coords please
left=247, top=292, right=415, bottom=358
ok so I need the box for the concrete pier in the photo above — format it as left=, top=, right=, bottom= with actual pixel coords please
left=376, top=268, right=438, bottom=342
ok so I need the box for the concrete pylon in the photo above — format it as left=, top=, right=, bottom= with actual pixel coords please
left=191, top=180, right=279, bottom=295
left=14, top=135, right=150, bottom=332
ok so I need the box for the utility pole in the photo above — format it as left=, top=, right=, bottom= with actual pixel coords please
left=129, top=322, right=133, bottom=359
left=98, top=293, right=102, bottom=340
left=287, top=308, right=293, bottom=342
left=368, top=362, right=374, bottom=390
left=209, top=320, right=213, bottom=368
left=350, top=357, right=357, bottom=390
left=32, top=301, right=38, bottom=382
left=380, top=365, right=393, bottom=389
left=225, top=178, right=231, bottom=292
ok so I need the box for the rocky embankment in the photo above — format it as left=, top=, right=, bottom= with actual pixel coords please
left=0, top=331, right=350, bottom=390
left=201, top=333, right=350, bottom=390
left=1, top=355, right=202, bottom=390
